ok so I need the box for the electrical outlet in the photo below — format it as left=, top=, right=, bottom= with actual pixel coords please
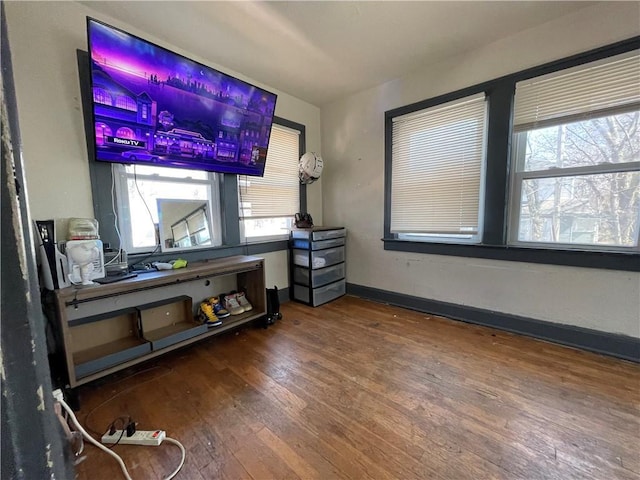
left=101, top=429, right=165, bottom=446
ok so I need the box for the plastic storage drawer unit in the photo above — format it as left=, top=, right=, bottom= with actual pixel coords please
left=290, top=226, right=347, bottom=306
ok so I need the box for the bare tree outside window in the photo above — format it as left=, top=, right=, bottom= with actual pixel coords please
left=514, top=111, right=640, bottom=249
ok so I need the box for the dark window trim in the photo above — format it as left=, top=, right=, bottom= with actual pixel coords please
left=232, top=116, right=306, bottom=244
left=384, top=36, right=640, bottom=271
left=78, top=50, right=305, bottom=266
left=383, top=239, right=639, bottom=271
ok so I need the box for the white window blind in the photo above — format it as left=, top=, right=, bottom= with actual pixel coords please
left=187, top=208, right=207, bottom=233
left=390, top=93, right=487, bottom=236
left=239, top=124, right=300, bottom=219
left=171, top=221, right=189, bottom=242
left=514, top=50, right=640, bottom=131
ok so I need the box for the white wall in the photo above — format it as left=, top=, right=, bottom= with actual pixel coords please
left=321, top=2, right=640, bottom=338
left=4, top=0, right=322, bottom=290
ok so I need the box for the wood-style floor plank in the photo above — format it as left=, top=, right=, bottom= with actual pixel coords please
left=74, top=295, right=640, bottom=479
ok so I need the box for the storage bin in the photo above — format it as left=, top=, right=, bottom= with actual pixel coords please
left=293, top=246, right=345, bottom=269
left=294, top=263, right=345, bottom=287
left=291, top=237, right=345, bottom=251
left=294, top=279, right=345, bottom=306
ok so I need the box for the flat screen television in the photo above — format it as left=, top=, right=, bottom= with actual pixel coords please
left=86, top=17, right=277, bottom=176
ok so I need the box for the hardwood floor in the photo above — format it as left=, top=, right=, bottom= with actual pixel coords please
left=73, top=295, right=640, bottom=479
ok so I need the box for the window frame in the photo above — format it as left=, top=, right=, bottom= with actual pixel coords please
left=238, top=118, right=307, bottom=243
left=390, top=93, right=489, bottom=244
left=112, top=164, right=222, bottom=254
left=508, top=127, right=640, bottom=252
left=87, top=119, right=305, bottom=263
left=383, top=36, right=640, bottom=271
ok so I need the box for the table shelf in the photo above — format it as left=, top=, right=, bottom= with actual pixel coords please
left=55, top=256, right=266, bottom=388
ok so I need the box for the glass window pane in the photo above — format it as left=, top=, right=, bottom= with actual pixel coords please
left=243, top=217, right=294, bottom=239
left=517, top=172, right=640, bottom=247
left=522, top=112, right=639, bottom=172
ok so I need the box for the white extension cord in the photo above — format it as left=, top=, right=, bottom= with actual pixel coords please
left=102, top=429, right=166, bottom=446
left=54, top=389, right=186, bottom=480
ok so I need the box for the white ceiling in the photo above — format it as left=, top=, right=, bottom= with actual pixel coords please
left=81, top=1, right=597, bottom=106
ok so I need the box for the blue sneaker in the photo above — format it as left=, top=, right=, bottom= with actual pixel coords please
left=208, top=297, right=231, bottom=319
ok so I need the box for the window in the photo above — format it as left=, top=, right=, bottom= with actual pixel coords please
left=113, top=164, right=221, bottom=253
left=95, top=122, right=112, bottom=146
left=238, top=121, right=303, bottom=242
left=115, top=95, right=137, bottom=111
left=115, top=127, right=134, bottom=139
left=169, top=206, right=210, bottom=248
left=390, top=93, right=487, bottom=243
left=510, top=51, right=640, bottom=251
left=93, top=87, right=112, bottom=105
left=384, top=37, right=639, bottom=270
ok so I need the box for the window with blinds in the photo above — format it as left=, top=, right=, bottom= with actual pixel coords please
left=171, top=221, right=190, bottom=247
left=390, top=93, right=487, bottom=241
left=168, top=206, right=210, bottom=248
left=239, top=123, right=301, bottom=240
left=509, top=50, right=640, bottom=250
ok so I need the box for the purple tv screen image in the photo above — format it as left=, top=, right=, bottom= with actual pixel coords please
left=87, top=18, right=277, bottom=176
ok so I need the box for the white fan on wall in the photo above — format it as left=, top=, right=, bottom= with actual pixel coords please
left=299, top=152, right=324, bottom=184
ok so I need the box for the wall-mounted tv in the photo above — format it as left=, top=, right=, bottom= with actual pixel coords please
left=86, top=18, right=277, bottom=176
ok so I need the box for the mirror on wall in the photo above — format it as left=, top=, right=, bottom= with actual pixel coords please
left=157, top=199, right=213, bottom=252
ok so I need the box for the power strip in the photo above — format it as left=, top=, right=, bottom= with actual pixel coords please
left=101, top=429, right=166, bottom=446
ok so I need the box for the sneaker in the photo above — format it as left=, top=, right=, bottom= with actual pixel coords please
left=236, top=291, right=253, bottom=312
left=198, top=302, right=222, bottom=327
left=223, top=293, right=244, bottom=315
left=208, top=297, right=230, bottom=319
